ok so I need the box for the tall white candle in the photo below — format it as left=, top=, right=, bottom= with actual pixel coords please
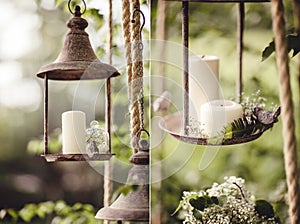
left=62, top=111, right=86, bottom=154
left=189, top=55, right=220, bottom=120
left=200, top=100, right=243, bottom=137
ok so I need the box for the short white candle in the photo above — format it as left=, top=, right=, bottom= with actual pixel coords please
left=200, top=100, right=243, bottom=137
left=62, top=111, right=86, bottom=154
left=189, top=55, right=220, bottom=120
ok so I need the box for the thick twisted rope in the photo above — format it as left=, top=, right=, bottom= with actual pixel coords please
left=271, top=0, right=300, bottom=223
left=130, top=0, right=143, bottom=153
left=103, top=0, right=113, bottom=218
left=122, top=0, right=133, bottom=99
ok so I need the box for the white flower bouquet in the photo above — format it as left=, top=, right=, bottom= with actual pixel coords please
left=174, top=176, right=280, bottom=224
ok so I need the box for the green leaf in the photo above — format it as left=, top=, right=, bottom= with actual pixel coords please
left=171, top=200, right=184, bottom=216
left=223, top=116, right=265, bottom=140
left=82, top=204, right=95, bottom=212
left=72, top=203, right=83, bottom=211
left=288, top=34, right=300, bottom=57
left=84, top=8, right=104, bottom=30
left=192, top=209, right=203, bottom=220
left=255, top=199, right=275, bottom=218
left=7, top=209, right=18, bottom=221
left=211, top=196, right=219, bottom=205
left=115, top=184, right=140, bottom=197
left=190, top=197, right=207, bottom=211
left=19, top=204, right=37, bottom=222
left=36, top=201, right=55, bottom=219
left=262, top=34, right=300, bottom=61
left=262, top=40, right=275, bottom=61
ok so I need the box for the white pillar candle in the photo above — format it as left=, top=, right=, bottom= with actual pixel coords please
left=189, top=55, right=220, bottom=120
left=200, top=100, right=243, bottom=137
left=62, top=111, right=86, bottom=154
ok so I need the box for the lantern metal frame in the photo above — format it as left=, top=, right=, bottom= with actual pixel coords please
left=37, top=1, right=120, bottom=162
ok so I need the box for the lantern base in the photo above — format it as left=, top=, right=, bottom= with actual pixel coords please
left=95, top=207, right=149, bottom=222
left=41, top=153, right=114, bottom=162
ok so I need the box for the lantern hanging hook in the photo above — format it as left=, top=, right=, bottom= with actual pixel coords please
left=68, top=0, right=87, bottom=16
left=131, top=8, right=145, bottom=41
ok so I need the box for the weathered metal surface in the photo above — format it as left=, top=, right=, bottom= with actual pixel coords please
left=95, top=133, right=149, bottom=221
left=41, top=153, right=114, bottom=162
left=182, top=1, right=189, bottom=135
left=95, top=164, right=149, bottom=221
left=159, top=112, right=268, bottom=146
left=36, top=6, right=119, bottom=80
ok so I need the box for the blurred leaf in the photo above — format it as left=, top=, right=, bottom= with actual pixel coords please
left=72, top=202, right=83, bottom=211
left=190, top=197, right=207, bottom=211
left=55, top=200, right=67, bottom=214
left=7, top=209, right=18, bottom=221
left=115, top=184, right=140, bottom=197
left=171, top=200, right=184, bottom=216
left=289, top=34, right=300, bottom=56
left=84, top=8, right=104, bottom=30
left=211, top=196, right=219, bottom=205
left=55, top=0, right=65, bottom=6
left=262, top=40, right=275, bottom=61
left=255, top=199, right=275, bottom=218
left=193, top=209, right=203, bottom=220
left=27, top=139, right=43, bottom=154
left=36, top=201, right=55, bottom=218
left=262, top=34, right=300, bottom=61
left=82, top=204, right=95, bottom=212
left=19, top=204, right=37, bottom=222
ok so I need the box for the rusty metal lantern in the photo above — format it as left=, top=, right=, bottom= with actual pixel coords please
left=36, top=0, right=120, bottom=162
left=95, top=133, right=150, bottom=222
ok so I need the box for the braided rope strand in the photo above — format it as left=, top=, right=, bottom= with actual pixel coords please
left=122, top=0, right=133, bottom=99
left=130, top=0, right=142, bottom=153
left=271, top=0, right=300, bottom=223
left=103, top=0, right=113, bottom=217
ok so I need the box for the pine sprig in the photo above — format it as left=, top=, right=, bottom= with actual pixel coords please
left=224, top=116, right=262, bottom=140
left=224, top=106, right=280, bottom=140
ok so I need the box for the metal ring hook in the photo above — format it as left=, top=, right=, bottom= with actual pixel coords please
left=131, top=8, right=146, bottom=41
left=68, top=0, right=87, bottom=16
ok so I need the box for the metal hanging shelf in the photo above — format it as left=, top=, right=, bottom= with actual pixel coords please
left=41, top=153, right=114, bottom=162
left=159, top=112, right=272, bottom=146
left=159, top=0, right=275, bottom=146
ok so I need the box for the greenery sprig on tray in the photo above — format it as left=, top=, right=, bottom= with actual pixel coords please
left=223, top=106, right=280, bottom=140
left=174, top=176, right=280, bottom=224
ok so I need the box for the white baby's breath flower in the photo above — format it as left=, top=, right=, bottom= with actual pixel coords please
left=179, top=176, right=278, bottom=224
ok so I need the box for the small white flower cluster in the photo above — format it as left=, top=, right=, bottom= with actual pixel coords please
left=85, top=120, right=109, bottom=155
left=186, top=116, right=208, bottom=138
left=180, top=176, right=278, bottom=224
left=241, top=90, right=267, bottom=116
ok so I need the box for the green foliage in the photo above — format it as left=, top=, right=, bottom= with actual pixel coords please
left=27, top=129, right=62, bottom=155
left=0, top=201, right=98, bottom=224
left=224, top=116, right=263, bottom=140
left=84, top=9, right=104, bottom=30
left=262, top=34, right=300, bottom=61
left=189, top=195, right=219, bottom=212
left=255, top=199, right=275, bottom=219
left=114, top=184, right=140, bottom=198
